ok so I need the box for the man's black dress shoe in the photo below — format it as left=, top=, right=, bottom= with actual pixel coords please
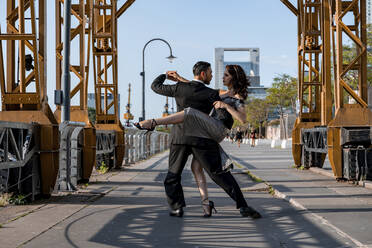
left=240, top=206, right=261, bottom=219
left=169, top=208, right=184, bottom=217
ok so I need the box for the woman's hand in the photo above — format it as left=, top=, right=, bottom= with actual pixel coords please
left=213, top=101, right=228, bottom=109
left=166, top=71, right=188, bottom=82
left=166, top=71, right=179, bottom=82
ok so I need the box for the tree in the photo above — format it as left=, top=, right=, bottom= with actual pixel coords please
left=266, top=74, right=297, bottom=139
left=245, top=98, right=270, bottom=137
left=245, top=98, right=269, bottom=128
left=266, top=74, right=297, bottom=116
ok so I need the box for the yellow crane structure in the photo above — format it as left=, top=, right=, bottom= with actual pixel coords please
left=282, top=0, right=371, bottom=180
left=0, top=0, right=59, bottom=196
left=282, top=0, right=332, bottom=167
left=328, top=0, right=371, bottom=178
left=55, top=0, right=96, bottom=182
left=91, top=0, right=135, bottom=168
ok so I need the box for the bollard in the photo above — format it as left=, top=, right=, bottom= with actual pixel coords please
left=124, top=133, right=129, bottom=165
left=131, top=134, right=136, bottom=162
left=134, top=134, right=140, bottom=162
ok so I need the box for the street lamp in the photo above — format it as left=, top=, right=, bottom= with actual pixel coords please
left=140, top=38, right=176, bottom=121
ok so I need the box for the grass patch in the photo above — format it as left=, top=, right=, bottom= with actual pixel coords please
left=245, top=170, right=263, bottom=183
left=9, top=194, right=27, bottom=205
left=268, top=185, right=275, bottom=195
left=233, top=162, right=263, bottom=183
left=97, top=161, right=109, bottom=174
left=233, top=161, right=278, bottom=196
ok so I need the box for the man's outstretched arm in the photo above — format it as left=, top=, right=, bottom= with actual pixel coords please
left=151, top=74, right=177, bottom=97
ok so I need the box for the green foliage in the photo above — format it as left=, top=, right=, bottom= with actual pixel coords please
left=9, top=194, right=27, bottom=205
left=268, top=186, right=275, bottom=195
left=266, top=74, right=297, bottom=116
left=245, top=98, right=269, bottom=128
left=88, top=107, right=96, bottom=124
left=97, top=161, right=108, bottom=174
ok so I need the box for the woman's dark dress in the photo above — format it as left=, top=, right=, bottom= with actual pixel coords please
left=183, top=95, right=245, bottom=171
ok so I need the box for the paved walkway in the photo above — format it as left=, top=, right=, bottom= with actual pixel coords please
left=0, top=141, right=371, bottom=247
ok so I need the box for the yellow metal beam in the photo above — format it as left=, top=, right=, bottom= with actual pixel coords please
left=281, top=0, right=299, bottom=16
left=116, top=0, right=135, bottom=19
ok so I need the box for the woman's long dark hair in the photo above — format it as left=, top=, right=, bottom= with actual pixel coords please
left=225, top=64, right=250, bottom=100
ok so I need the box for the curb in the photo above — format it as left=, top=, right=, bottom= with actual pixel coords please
left=309, top=167, right=372, bottom=190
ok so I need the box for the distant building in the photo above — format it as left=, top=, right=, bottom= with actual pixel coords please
left=214, top=47, right=267, bottom=99
left=88, top=93, right=120, bottom=119
left=368, top=0, right=372, bottom=24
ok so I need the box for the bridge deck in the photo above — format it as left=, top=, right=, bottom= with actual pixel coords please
left=1, top=141, right=371, bottom=247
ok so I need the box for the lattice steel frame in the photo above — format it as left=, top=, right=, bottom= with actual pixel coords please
left=0, top=0, right=46, bottom=110
left=334, top=0, right=368, bottom=108
left=282, top=0, right=333, bottom=167
left=55, top=0, right=93, bottom=114
left=92, top=0, right=118, bottom=124
left=92, top=0, right=134, bottom=124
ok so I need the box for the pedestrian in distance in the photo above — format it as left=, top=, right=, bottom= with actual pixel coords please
left=250, top=128, right=256, bottom=147
left=235, top=127, right=243, bottom=148
left=135, top=62, right=261, bottom=219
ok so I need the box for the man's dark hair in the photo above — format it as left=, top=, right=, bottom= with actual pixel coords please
left=192, top=61, right=211, bottom=76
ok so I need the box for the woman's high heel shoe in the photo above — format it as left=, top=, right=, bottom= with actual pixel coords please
left=202, top=199, right=217, bottom=218
left=134, top=119, right=157, bottom=133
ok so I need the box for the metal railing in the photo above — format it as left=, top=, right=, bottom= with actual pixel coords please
left=0, top=121, right=39, bottom=200
left=124, top=129, right=170, bottom=165
left=96, top=130, right=116, bottom=169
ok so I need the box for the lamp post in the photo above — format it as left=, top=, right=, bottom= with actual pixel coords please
left=140, top=38, right=176, bottom=121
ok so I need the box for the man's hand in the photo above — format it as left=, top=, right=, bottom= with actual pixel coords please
left=213, top=101, right=227, bottom=109
left=166, top=71, right=189, bottom=83
left=166, top=71, right=179, bottom=82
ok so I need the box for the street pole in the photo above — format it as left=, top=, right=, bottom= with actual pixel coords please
left=140, top=38, right=176, bottom=121
left=61, top=0, right=71, bottom=122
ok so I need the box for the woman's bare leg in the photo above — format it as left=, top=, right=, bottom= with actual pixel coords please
left=139, top=110, right=185, bottom=129
left=191, top=157, right=208, bottom=202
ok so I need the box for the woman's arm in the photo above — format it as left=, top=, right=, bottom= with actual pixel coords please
left=213, top=101, right=247, bottom=124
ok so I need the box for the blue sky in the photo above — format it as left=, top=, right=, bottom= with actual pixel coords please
left=0, top=0, right=298, bottom=121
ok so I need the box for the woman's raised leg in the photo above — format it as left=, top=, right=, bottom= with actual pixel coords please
left=138, top=110, right=185, bottom=129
